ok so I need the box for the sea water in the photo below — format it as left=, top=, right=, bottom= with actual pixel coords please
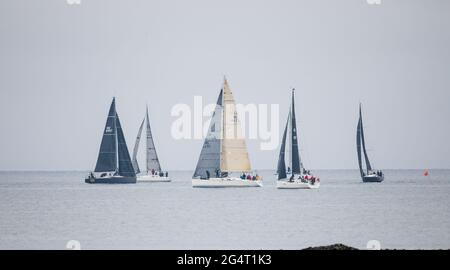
left=0, top=170, right=449, bottom=250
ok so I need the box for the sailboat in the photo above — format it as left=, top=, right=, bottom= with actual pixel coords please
left=131, top=106, right=171, bottom=182
left=85, top=98, right=137, bottom=184
left=191, top=78, right=262, bottom=188
left=356, top=104, right=384, bottom=183
left=276, top=89, right=320, bottom=189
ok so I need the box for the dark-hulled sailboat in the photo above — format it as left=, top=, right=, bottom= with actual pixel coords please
left=356, top=104, right=384, bottom=183
left=276, top=89, right=320, bottom=189
left=131, top=106, right=170, bottom=182
left=85, top=98, right=136, bottom=184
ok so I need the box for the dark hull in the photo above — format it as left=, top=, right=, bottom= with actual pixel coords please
left=85, top=176, right=136, bottom=184
left=362, top=175, right=384, bottom=183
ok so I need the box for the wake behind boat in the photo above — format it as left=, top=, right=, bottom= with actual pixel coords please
left=276, top=89, right=320, bottom=189
left=356, top=104, right=384, bottom=183
left=131, top=106, right=170, bottom=182
left=85, top=98, right=136, bottom=184
left=192, top=78, right=262, bottom=188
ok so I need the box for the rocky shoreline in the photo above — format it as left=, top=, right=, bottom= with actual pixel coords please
left=303, top=244, right=359, bottom=250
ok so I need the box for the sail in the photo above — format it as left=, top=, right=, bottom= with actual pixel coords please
left=356, top=116, right=364, bottom=178
left=94, top=98, right=118, bottom=173
left=116, top=113, right=136, bottom=177
left=359, top=105, right=372, bottom=172
left=290, top=90, right=301, bottom=174
left=131, top=118, right=145, bottom=174
left=286, top=111, right=292, bottom=172
left=220, top=78, right=252, bottom=173
left=145, top=107, right=162, bottom=173
left=193, top=90, right=223, bottom=178
left=277, top=115, right=289, bottom=180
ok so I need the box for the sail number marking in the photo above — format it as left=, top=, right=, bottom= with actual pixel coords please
left=220, top=254, right=271, bottom=265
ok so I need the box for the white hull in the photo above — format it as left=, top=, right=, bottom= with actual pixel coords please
left=277, top=179, right=320, bottom=189
left=192, top=177, right=262, bottom=188
left=137, top=174, right=171, bottom=182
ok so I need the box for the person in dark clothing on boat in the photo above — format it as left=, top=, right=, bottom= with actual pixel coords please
left=165, top=171, right=168, bottom=177
left=151, top=169, right=155, bottom=175
left=241, top=173, right=246, bottom=179
left=206, top=170, right=210, bottom=179
left=289, top=175, right=294, bottom=182
left=215, top=169, right=220, bottom=178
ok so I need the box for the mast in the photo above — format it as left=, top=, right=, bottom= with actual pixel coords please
left=94, top=98, right=118, bottom=173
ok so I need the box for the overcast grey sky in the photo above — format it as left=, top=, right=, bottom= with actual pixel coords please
left=0, top=0, right=449, bottom=171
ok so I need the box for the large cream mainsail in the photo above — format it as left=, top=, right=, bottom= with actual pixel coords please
left=220, top=78, right=252, bottom=172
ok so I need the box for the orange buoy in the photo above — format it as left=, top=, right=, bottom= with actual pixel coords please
left=424, top=170, right=429, bottom=177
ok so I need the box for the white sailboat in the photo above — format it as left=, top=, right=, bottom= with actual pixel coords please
left=276, top=89, right=320, bottom=189
left=131, top=106, right=171, bottom=182
left=192, top=78, right=262, bottom=188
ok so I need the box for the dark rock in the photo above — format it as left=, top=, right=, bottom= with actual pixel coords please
left=303, top=243, right=359, bottom=250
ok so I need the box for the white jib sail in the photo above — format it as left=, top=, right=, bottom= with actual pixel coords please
left=220, top=78, right=252, bottom=173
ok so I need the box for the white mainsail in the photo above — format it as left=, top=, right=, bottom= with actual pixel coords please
left=131, top=106, right=162, bottom=175
left=145, top=107, right=162, bottom=173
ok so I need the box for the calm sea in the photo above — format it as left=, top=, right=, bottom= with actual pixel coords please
left=0, top=170, right=449, bottom=250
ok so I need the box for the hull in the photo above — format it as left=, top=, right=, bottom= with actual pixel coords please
left=192, top=178, right=262, bottom=188
left=137, top=174, right=171, bottom=182
left=277, top=179, right=320, bottom=189
left=362, top=174, right=384, bottom=183
left=84, top=176, right=136, bottom=184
